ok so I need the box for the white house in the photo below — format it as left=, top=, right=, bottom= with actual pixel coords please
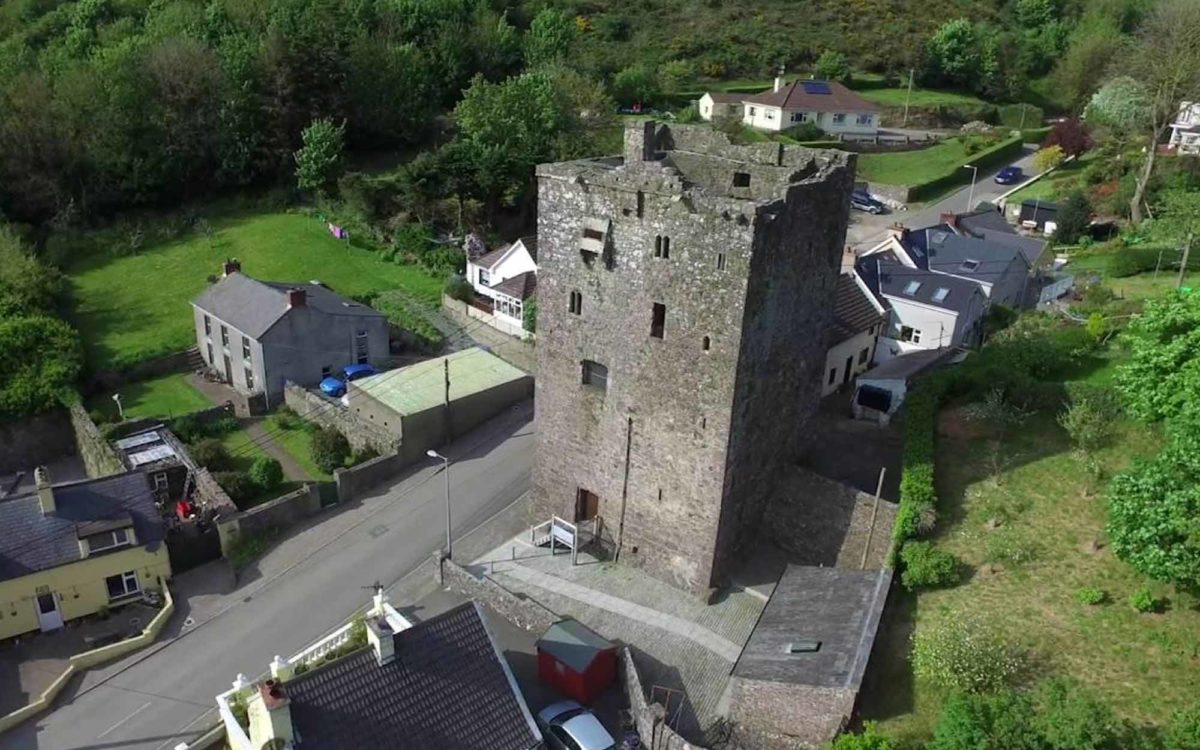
left=698, top=92, right=743, bottom=122
left=700, top=78, right=880, bottom=137
left=464, top=236, right=538, bottom=338
left=823, top=251, right=887, bottom=396
left=1169, top=101, right=1200, bottom=155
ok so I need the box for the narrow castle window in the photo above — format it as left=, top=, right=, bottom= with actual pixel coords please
left=569, top=290, right=582, bottom=315
left=582, top=360, right=609, bottom=392
left=654, top=235, right=671, bottom=259
left=637, top=190, right=645, bottom=218
left=733, top=172, right=751, bottom=188
left=651, top=303, right=666, bottom=339
left=717, top=253, right=726, bottom=270
left=702, top=336, right=711, bottom=351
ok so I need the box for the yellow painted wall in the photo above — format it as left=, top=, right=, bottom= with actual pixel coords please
left=0, top=545, right=171, bottom=640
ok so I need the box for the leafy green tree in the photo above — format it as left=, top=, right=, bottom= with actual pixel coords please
left=522, top=297, right=537, bottom=333
left=1033, top=145, right=1066, bottom=173
left=525, top=8, right=574, bottom=67
left=929, top=691, right=1042, bottom=750
left=656, top=60, right=693, bottom=96
left=294, top=117, right=345, bottom=193
left=1052, top=21, right=1125, bottom=111
left=926, top=19, right=981, bottom=87
left=0, top=227, right=65, bottom=317
left=1115, top=293, right=1200, bottom=422
left=0, top=315, right=82, bottom=421
left=1054, top=191, right=1092, bottom=244
left=1086, top=76, right=1150, bottom=133
left=249, top=456, right=283, bottom=491
left=610, top=64, right=658, bottom=106
left=814, top=50, right=851, bottom=83
left=1034, top=678, right=1121, bottom=750
left=828, top=722, right=894, bottom=750
left=311, top=426, right=350, bottom=474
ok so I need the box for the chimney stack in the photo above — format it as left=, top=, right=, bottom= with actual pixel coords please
left=887, top=223, right=909, bottom=242
left=841, top=246, right=858, bottom=275
left=222, top=259, right=241, bottom=277
left=366, top=616, right=396, bottom=666
left=35, top=466, right=54, bottom=515
left=247, top=679, right=294, bottom=747
left=940, top=213, right=958, bottom=229
left=287, top=288, right=307, bottom=308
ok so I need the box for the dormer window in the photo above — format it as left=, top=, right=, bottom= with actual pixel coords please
left=903, top=281, right=921, bottom=295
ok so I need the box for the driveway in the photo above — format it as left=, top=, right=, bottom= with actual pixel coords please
left=845, top=144, right=1038, bottom=248
left=0, top=401, right=536, bottom=750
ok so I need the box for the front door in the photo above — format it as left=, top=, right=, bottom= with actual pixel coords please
left=223, top=354, right=233, bottom=384
left=35, top=591, right=63, bottom=632
left=575, top=488, right=599, bottom=523
left=843, top=355, right=854, bottom=385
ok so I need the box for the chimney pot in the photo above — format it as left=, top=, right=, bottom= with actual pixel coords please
left=841, top=246, right=858, bottom=275
left=260, top=679, right=289, bottom=710
left=222, top=259, right=241, bottom=277
left=35, top=466, right=54, bottom=515
left=940, top=213, right=958, bottom=228
left=774, top=76, right=783, bottom=93
left=287, top=288, right=307, bottom=308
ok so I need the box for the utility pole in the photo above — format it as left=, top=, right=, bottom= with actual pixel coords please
left=902, top=69, right=915, bottom=128
left=442, top=357, right=451, bottom=446
left=1153, top=246, right=1165, bottom=281
left=1178, top=233, right=1194, bottom=290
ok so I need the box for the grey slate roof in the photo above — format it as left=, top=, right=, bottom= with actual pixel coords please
left=476, top=236, right=538, bottom=269
left=859, top=346, right=959, bottom=382
left=0, top=471, right=162, bottom=582
left=828, top=273, right=884, bottom=345
left=957, top=206, right=1015, bottom=237
left=860, top=257, right=981, bottom=316
left=922, top=228, right=1027, bottom=285
left=192, top=273, right=382, bottom=340
left=971, top=228, right=1048, bottom=268
left=743, top=79, right=880, bottom=113
left=490, top=271, right=538, bottom=301
left=733, top=565, right=891, bottom=688
left=286, top=602, right=540, bottom=750
left=537, top=618, right=614, bottom=673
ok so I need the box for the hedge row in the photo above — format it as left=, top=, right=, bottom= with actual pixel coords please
left=1020, top=125, right=1053, bottom=144
left=1107, top=245, right=1194, bottom=278
left=908, top=135, right=1024, bottom=203
left=892, top=378, right=948, bottom=558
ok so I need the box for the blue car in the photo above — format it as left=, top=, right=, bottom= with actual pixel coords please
left=319, top=363, right=379, bottom=397
left=994, top=166, right=1024, bottom=185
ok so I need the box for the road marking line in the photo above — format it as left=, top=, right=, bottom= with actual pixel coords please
left=153, top=708, right=216, bottom=750
left=97, top=701, right=152, bottom=738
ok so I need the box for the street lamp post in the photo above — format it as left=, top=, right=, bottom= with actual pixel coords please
left=112, top=393, right=125, bottom=421
left=963, top=164, right=979, bottom=213
left=427, top=450, right=451, bottom=559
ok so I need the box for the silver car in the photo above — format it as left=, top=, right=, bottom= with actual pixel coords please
left=537, top=700, right=617, bottom=750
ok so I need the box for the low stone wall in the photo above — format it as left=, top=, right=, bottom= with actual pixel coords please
left=0, top=585, right=174, bottom=735
left=67, top=403, right=123, bottom=478
left=864, top=182, right=911, bottom=209
left=620, top=648, right=706, bottom=750
left=283, top=381, right=399, bottom=454
left=194, top=467, right=238, bottom=516
left=0, top=409, right=75, bottom=475
left=441, top=295, right=538, bottom=373
left=726, top=679, right=854, bottom=750
left=215, top=484, right=322, bottom=556
left=434, top=554, right=558, bottom=634
left=334, top=452, right=406, bottom=504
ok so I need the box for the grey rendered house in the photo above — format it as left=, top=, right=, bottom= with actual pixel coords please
left=191, top=262, right=389, bottom=406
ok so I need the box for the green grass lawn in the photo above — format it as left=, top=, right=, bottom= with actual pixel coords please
left=68, top=211, right=443, bottom=372
left=857, top=86, right=986, bottom=108
left=1007, top=155, right=1090, bottom=204
left=88, top=373, right=212, bottom=421
left=861, top=362, right=1199, bottom=745
left=857, top=139, right=976, bottom=186
left=263, top=413, right=332, bottom=481
left=218, top=426, right=270, bottom=473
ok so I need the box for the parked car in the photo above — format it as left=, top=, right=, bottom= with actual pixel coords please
left=994, top=166, right=1024, bottom=185
left=850, top=189, right=886, bottom=214
left=318, top=363, right=379, bottom=397
left=537, top=701, right=618, bottom=750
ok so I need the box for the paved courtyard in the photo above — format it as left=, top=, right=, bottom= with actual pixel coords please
left=471, top=538, right=779, bottom=742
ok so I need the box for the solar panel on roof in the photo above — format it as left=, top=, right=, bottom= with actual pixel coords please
left=802, top=81, right=831, bottom=94
left=129, top=444, right=176, bottom=466
left=115, top=432, right=161, bottom=450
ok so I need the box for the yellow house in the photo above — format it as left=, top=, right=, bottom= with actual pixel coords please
left=0, top=468, right=172, bottom=641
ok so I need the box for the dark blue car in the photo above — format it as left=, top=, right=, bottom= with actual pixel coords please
left=994, top=166, right=1024, bottom=185
left=319, top=363, right=379, bottom=397
left=850, top=189, right=886, bottom=214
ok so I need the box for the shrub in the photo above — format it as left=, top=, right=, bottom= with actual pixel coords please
left=351, top=446, right=380, bottom=465
left=1054, top=191, right=1092, bottom=245
left=963, top=388, right=1031, bottom=430
left=1034, top=678, right=1121, bottom=750
left=249, top=456, right=283, bottom=491
left=274, top=408, right=300, bottom=431
left=1076, top=586, right=1107, bottom=605
left=312, top=426, right=351, bottom=474
left=1033, top=145, right=1066, bottom=173
left=997, top=103, right=1044, bottom=129
left=782, top=122, right=827, bottom=141
left=189, top=438, right=230, bottom=471
left=214, top=471, right=256, bottom=505
left=892, top=379, right=945, bottom=556
left=900, top=541, right=960, bottom=591
left=1129, top=588, right=1164, bottom=614
left=929, top=690, right=1042, bottom=750
left=675, top=104, right=701, bottom=123
left=170, top=414, right=204, bottom=443
left=829, top=722, right=894, bottom=750
left=1058, top=383, right=1121, bottom=453
left=523, top=298, right=538, bottom=333
left=208, top=415, right=240, bottom=436
left=444, top=275, right=474, bottom=303
left=911, top=617, right=1025, bottom=693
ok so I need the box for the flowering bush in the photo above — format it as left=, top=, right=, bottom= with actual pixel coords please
left=912, top=617, right=1025, bottom=693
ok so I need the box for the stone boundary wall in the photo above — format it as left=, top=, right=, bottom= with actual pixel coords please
left=433, top=554, right=558, bottom=634
left=216, top=483, right=321, bottom=555
left=441, top=296, right=538, bottom=373
left=0, top=409, right=75, bottom=475
left=620, top=648, right=707, bottom=750
left=67, top=403, right=123, bottom=478
left=194, top=467, right=238, bottom=516
left=0, top=584, right=174, bottom=735
left=283, top=381, right=399, bottom=454
left=334, top=452, right=406, bottom=504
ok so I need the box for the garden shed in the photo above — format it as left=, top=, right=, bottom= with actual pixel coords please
left=536, top=618, right=617, bottom=704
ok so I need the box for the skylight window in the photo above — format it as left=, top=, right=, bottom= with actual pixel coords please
left=903, top=280, right=922, bottom=295
left=959, top=259, right=980, bottom=272
left=932, top=287, right=951, bottom=303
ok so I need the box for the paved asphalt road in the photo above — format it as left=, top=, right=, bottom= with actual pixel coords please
left=845, top=145, right=1039, bottom=248
left=0, top=403, right=536, bottom=750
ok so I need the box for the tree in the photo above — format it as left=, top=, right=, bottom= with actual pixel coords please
left=656, top=60, right=694, bottom=96
left=0, top=315, right=82, bottom=421
left=1086, top=76, right=1151, bottom=133
left=1115, top=293, right=1200, bottom=422
left=926, top=19, right=981, bottom=87
left=829, top=722, right=894, bottom=750
left=815, top=50, right=851, bottom=83
left=1033, top=145, right=1066, bottom=173
left=0, top=226, right=66, bottom=317
left=1119, top=0, right=1200, bottom=223
left=249, top=456, right=283, bottom=491
left=294, top=117, right=345, bottom=193
left=311, top=426, right=350, bottom=474
left=522, top=297, right=537, bottom=333
left=525, top=8, right=574, bottom=67
left=610, top=64, right=658, bottom=107
left=1034, top=678, right=1121, bottom=750
left=929, top=691, right=1043, bottom=750
left=1043, top=119, right=1091, bottom=157
left=1054, top=191, right=1093, bottom=244
left=1052, top=21, right=1125, bottom=112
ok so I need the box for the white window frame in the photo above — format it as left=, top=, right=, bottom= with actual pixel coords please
left=106, top=570, right=140, bottom=601
left=88, top=528, right=132, bottom=555
left=832, top=113, right=846, bottom=124
left=478, top=268, right=490, bottom=286
left=791, top=112, right=808, bottom=123
left=749, top=106, right=758, bottom=116
left=856, top=113, right=873, bottom=125
left=153, top=473, right=168, bottom=490
left=899, top=326, right=922, bottom=344
left=244, top=366, right=255, bottom=390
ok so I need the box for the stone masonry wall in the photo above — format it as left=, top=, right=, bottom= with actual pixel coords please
left=283, top=381, right=400, bottom=454
left=434, top=554, right=558, bottom=633
left=334, top=452, right=406, bottom=504
left=67, top=403, right=123, bottom=478
left=532, top=122, right=855, bottom=597
left=620, top=647, right=706, bottom=750
left=727, top=678, right=854, bottom=749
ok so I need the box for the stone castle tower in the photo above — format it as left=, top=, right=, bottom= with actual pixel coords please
left=532, top=122, right=856, bottom=598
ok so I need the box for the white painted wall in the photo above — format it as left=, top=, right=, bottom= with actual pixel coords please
left=468, top=239, right=538, bottom=299
left=822, top=329, right=879, bottom=396
left=742, top=106, right=878, bottom=134
left=743, top=104, right=785, bottom=131
left=874, top=297, right=962, bottom=363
